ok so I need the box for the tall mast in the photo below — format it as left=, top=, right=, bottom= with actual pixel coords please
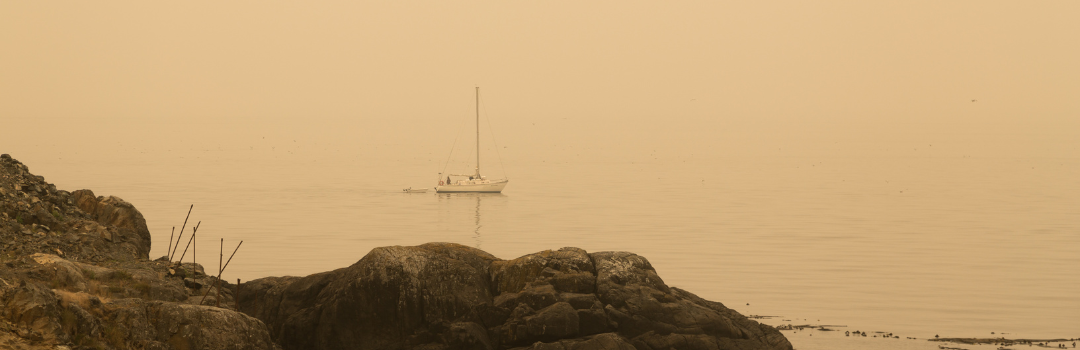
left=479, top=85, right=483, bottom=178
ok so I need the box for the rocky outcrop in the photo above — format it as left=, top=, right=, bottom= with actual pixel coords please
left=0, top=280, right=276, bottom=350
left=70, top=190, right=152, bottom=260
left=0, top=154, right=149, bottom=263
left=1, top=154, right=277, bottom=349
left=240, top=244, right=793, bottom=350
left=0, top=250, right=276, bottom=350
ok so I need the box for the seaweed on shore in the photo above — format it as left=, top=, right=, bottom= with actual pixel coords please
left=931, top=337, right=1078, bottom=348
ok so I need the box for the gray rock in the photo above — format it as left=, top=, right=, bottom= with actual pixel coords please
left=144, top=301, right=278, bottom=350
left=240, top=243, right=792, bottom=350
left=493, top=247, right=596, bottom=295
left=576, top=306, right=612, bottom=336
left=525, top=302, right=579, bottom=341
left=508, top=333, right=636, bottom=350
left=447, top=321, right=493, bottom=350
left=495, top=284, right=559, bottom=311
left=560, top=293, right=601, bottom=310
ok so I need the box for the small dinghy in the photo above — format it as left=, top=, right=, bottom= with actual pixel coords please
left=402, top=187, right=428, bottom=193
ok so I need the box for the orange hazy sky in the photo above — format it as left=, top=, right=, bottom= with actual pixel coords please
left=3, top=1, right=1078, bottom=159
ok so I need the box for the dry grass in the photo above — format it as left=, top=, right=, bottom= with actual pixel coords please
left=55, top=289, right=109, bottom=308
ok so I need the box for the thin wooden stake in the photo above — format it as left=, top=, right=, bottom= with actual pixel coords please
left=236, top=278, right=241, bottom=311
left=169, top=205, right=193, bottom=261
left=217, top=237, right=223, bottom=306
left=167, top=227, right=174, bottom=260
left=176, top=221, right=200, bottom=266
left=200, top=240, right=242, bottom=306
left=216, top=238, right=223, bottom=307
left=220, top=240, right=242, bottom=273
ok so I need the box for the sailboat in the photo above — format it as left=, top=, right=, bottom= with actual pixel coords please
left=435, top=87, right=509, bottom=193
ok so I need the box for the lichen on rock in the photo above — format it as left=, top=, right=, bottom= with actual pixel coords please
left=240, top=243, right=793, bottom=350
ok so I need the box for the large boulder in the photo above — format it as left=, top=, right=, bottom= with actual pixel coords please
left=70, top=190, right=152, bottom=260
left=142, top=301, right=278, bottom=350
left=239, top=243, right=792, bottom=350
left=241, top=243, right=498, bottom=349
left=591, top=251, right=791, bottom=350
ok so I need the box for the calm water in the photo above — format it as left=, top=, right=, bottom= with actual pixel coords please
left=6, top=115, right=1079, bottom=349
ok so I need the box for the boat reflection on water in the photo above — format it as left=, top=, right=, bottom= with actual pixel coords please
left=436, top=192, right=506, bottom=249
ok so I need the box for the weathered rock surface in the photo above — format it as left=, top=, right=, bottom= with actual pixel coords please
left=1, top=154, right=277, bottom=349
left=0, top=154, right=149, bottom=263
left=240, top=244, right=793, bottom=350
left=70, top=190, right=152, bottom=260
left=0, top=279, right=276, bottom=350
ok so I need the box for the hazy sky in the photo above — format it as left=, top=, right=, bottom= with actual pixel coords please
left=3, top=1, right=1078, bottom=160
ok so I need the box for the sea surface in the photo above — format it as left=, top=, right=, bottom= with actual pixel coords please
left=5, top=114, right=1078, bottom=350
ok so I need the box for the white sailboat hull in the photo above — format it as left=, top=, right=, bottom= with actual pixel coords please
left=435, top=87, right=509, bottom=194
left=436, top=179, right=508, bottom=193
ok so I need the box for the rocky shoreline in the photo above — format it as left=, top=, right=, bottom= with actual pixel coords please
left=1, top=154, right=792, bottom=350
left=1, top=154, right=276, bottom=350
